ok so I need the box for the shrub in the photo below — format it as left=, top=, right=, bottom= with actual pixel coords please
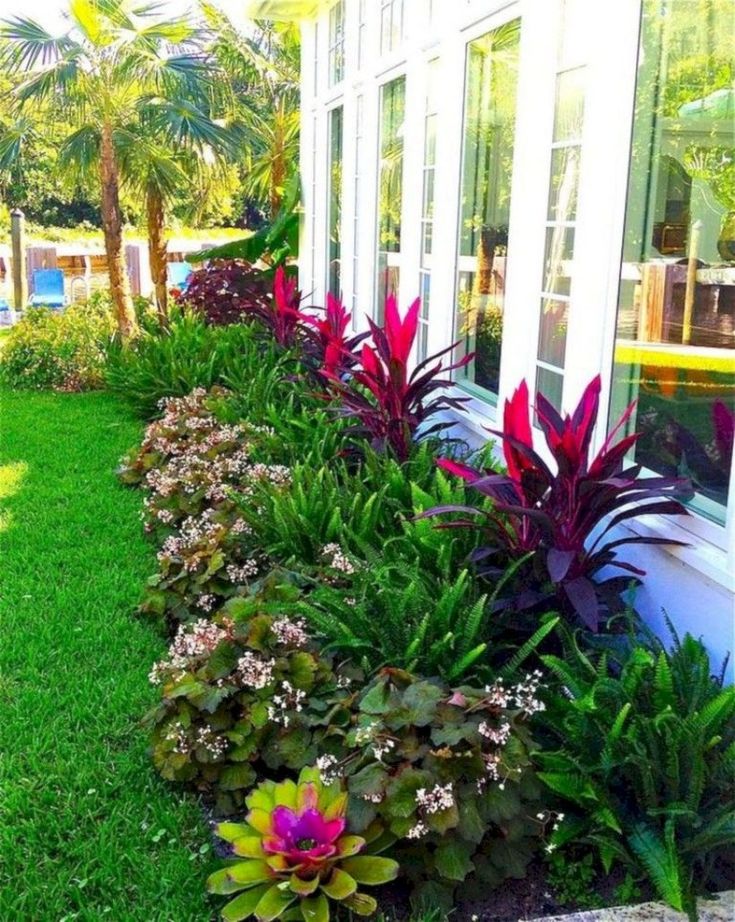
left=323, top=295, right=471, bottom=462
left=336, top=669, right=546, bottom=909
left=0, top=301, right=114, bottom=390
left=538, top=623, right=735, bottom=917
left=106, top=313, right=262, bottom=418
left=208, top=767, right=398, bottom=922
left=424, top=376, right=693, bottom=629
left=147, top=592, right=361, bottom=815
left=179, top=260, right=271, bottom=326
left=118, top=390, right=295, bottom=622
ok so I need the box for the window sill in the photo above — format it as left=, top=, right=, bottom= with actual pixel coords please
left=616, top=514, right=733, bottom=594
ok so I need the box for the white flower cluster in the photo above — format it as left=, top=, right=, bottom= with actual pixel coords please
left=165, top=720, right=191, bottom=755
left=372, top=738, right=395, bottom=762
left=483, top=671, right=545, bottom=716
left=196, top=593, right=217, bottom=612
left=271, top=617, right=309, bottom=648
left=478, top=720, right=511, bottom=746
left=248, top=463, right=292, bottom=487
left=267, top=681, right=306, bottom=727
left=321, top=543, right=356, bottom=575
left=149, top=619, right=230, bottom=683
left=512, top=671, right=545, bottom=715
left=236, top=652, right=275, bottom=690
left=316, top=754, right=342, bottom=785
left=415, top=783, right=454, bottom=815
left=406, top=821, right=429, bottom=840
left=226, top=560, right=260, bottom=583
left=195, top=726, right=228, bottom=758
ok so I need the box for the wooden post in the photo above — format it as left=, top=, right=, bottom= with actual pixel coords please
left=682, top=219, right=702, bottom=345
left=10, top=208, right=27, bottom=309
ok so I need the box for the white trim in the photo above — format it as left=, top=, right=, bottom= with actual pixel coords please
left=299, top=0, right=734, bottom=595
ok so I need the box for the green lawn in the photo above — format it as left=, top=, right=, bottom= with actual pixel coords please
left=0, top=389, right=214, bottom=921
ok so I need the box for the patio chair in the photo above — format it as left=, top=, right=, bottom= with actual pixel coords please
left=167, top=261, right=193, bottom=291
left=29, top=268, right=67, bottom=309
left=0, top=296, right=15, bottom=326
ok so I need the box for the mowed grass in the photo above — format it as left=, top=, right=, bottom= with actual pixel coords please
left=0, top=389, right=214, bottom=921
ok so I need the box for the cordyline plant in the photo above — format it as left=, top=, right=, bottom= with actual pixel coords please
left=302, top=293, right=368, bottom=376
left=323, top=295, right=471, bottom=462
left=208, top=767, right=398, bottom=922
left=424, top=376, right=693, bottom=629
left=250, top=266, right=306, bottom=349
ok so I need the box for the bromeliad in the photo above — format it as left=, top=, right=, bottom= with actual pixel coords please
left=208, top=766, right=398, bottom=922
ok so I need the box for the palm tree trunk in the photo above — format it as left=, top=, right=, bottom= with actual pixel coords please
left=99, top=123, right=138, bottom=339
left=147, top=185, right=168, bottom=325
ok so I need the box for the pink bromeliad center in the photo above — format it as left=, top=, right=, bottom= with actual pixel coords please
left=263, top=802, right=346, bottom=874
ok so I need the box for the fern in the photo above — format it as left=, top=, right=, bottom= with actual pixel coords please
left=629, top=823, right=684, bottom=912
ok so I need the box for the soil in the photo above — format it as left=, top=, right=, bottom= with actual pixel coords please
left=377, top=861, right=639, bottom=922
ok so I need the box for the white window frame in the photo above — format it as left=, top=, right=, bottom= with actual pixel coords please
left=299, top=0, right=734, bottom=590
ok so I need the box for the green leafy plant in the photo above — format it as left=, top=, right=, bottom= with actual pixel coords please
left=334, top=669, right=546, bottom=909
left=538, top=623, right=735, bottom=919
left=106, top=313, right=264, bottom=418
left=208, top=766, right=398, bottom=922
left=147, top=590, right=360, bottom=815
left=1, top=301, right=114, bottom=390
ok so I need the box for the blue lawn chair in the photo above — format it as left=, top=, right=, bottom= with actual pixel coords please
left=29, top=268, right=67, bottom=308
left=0, top=296, right=15, bottom=327
left=167, top=261, right=193, bottom=291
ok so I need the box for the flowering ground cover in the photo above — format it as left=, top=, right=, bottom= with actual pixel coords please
left=0, top=388, right=214, bottom=920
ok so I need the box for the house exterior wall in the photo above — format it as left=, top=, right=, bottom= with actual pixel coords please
left=298, top=0, right=735, bottom=674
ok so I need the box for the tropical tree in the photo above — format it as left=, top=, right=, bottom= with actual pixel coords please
left=0, top=0, right=235, bottom=337
left=201, top=3, right=300, bottom=219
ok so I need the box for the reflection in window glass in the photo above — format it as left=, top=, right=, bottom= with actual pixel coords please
left=375, top=76, right=406, bottom=323
left=352, top=95, right=364, bottom=314
left=418, top=60, right=439, bottom=362
left=380, top=0, right=404, bottom=56
left=610, top=0, right=734, bottom=523
left=327, top=106, right=343, bottom=298
left=455, top=20, right=521, bottom=398
left=328, top=1, right=345, bottom=87
left=533, top=0, right=590, bottom=411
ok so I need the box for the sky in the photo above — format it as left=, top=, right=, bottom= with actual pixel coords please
left=0, top=0, right=253, bottom=33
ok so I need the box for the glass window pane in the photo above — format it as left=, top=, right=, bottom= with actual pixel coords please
left=548, top=145, right=581, bottom=221
left=609, top=0, right=735, bottom=523
left=327, top=106, right=343, bottom=298
left=537, top=298, right=569, bottom=368
left=455, top=19, right=522, bottom=398
left=553, top=67, right=585, bottom=142
left=328, top=1, right=345, bottom=86
left=542, top=225, right=575, bottom=296
left=536, top=366, right=564, bottom=411
left=375, top=76, right=406, bottom=322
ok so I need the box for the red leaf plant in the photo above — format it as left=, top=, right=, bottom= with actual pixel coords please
left=257, top=265, right=307, bottom=349
left=302, top=293, right=368, bottom=376
left=422, top=376, right=693, bottom=630
left=323, top=294, right=472, bottom=462
left=179, top=260, right=271, bottom=326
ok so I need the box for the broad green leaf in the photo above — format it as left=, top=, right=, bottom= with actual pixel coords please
left=321, top=868, right=357, bottom=900
left=301, top=892, right=329, bottom=922
left=340, top=856, right=399, bottom=885
left=222, top=885, right=272, bottom=922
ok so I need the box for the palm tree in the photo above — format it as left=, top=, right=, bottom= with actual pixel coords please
left=202, top=3, right=300, bottom=219
left=0, top=0, right=233, bottom=338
